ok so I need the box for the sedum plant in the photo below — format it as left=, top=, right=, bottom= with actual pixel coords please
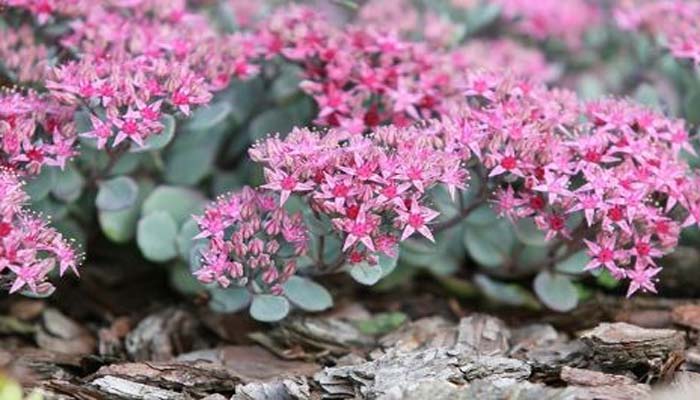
left=1, top=0, right=700, bottom=321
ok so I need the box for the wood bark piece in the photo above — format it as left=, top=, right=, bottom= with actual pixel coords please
left=177, top=346, right=320, bottom=382
left=559, top=385, right=651, bottom=400
left=98, top=317, right=131, bottom=358
left=560, top=366, right=638, bottom=386
left=459, top=356, right=531, bottom=384
left=91, top=376, right=186, bottom=400
left=580, top=322, right=685, bottom=371
left=36, top=308, right=96, bottom=356
left=0, top=348, right=82, bottom=386
left=509, top=323, right=589, bottom=380
left=455, top=314, right=511, bottom=356
left=379, top=316, right=457, bottom=355
left=671, top=305, right=700, bottom=331
left=92, top=361, right=242, bottom=393
left=510, top=323, right=560, bottom=351
left=449, top=380, right=558, bottom=400
left=316, top=347, right=466, bottom=399
left=125, top=307, right=207, bottom=361
left=232, top=377, right=311, bottom=400
left=315, top=347, right=531, bottom=399
left=376, top=381, right=468, bottom=400
left=653, top=371, right=700, bottom=400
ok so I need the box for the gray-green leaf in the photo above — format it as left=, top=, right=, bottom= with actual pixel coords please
left=348, top=262, right=383, bottom=285
left=533, top=271, right=579, bottom=312
left=142, top=186, right=205, bottom=225
left=52, top=165, right=85, bottom=203
left=209, top=287, right=251, bottom=313
left=96, top=176, right=138, bottom=211
left=282, top=276, right=333, bottom=312
left=249, top=294, right=290, bottom=322
left=137, top=211, right=178, bottom=262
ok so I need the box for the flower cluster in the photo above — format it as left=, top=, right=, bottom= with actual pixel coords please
left=357, top=0, right=460, bottom=48
left=43, top=0, right=263, bottom=149
left=248, top=125, right=467, bottom=266
left=458, top=73, right=698, bottom=296
left=0, top=91, right=78, bottom=175
left=493, top=0, right=602, bottom=49
left=0, top=168, right=80, bottom=294
left=0, top=24, right=50, bottom=83
left=260, top=6, right=465, bottom=133
left=615, top=0, right=700, bottom=65
left=194, top=187, right=308, bottom=295
left=451, top=39, right=557, bottom=83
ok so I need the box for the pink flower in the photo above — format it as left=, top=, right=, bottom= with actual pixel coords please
left=341, top=209, right=377, bottom=251
left=584, top=236, right=624, bottom=273
left=625, top=266, right=662, bottom=297
left=397, top=199, right=440, bottom=242
left=0, top=169, right=81, bottom=295
left=261, top=169, right=314, bottom=205
left=193, top=187, right=308, bottom=294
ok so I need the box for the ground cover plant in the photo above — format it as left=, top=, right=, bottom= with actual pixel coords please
left=3, top=1, right=700, bottom=398
left=1, top=0, right=699, bottom=322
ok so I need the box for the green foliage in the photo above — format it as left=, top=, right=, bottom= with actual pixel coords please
left=354, top=312, right=407, bottom=336
left=464, top=219, right=516, bottom=268
left=282, top=276, right=333, bottom=312
left=209, top=287, right=251, bottom=313
left=348, top=262, right=383, bottom=286
left=474, top=274, right=540, bottom=310
left=96, top=176, right=139, bottom=211
left=533, top=271, right=579, bottom=312
left=141, top=186, right=205, bottom=225
left=347, top=252, right=399, bottom=286
left=137, top=211, right=179, bottom=263
left=249, top=294, right=290, bottom=322
left=51, top=165, right=85, bottom=203
left=99, top=180, right=153, bottom=244
left=25, top=166, right=56, bottom=201
left=554, top=250, right=590, bottom=275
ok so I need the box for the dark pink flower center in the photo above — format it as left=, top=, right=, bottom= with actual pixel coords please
left=501, top=156, right=517, bottom=170
left=280, top=176, right=297, bottom=191
left=408, top=213, right=424, bottom=228
left=608, top=206, right=624, bottom=222
left=123, top=120, right=138, bottom=135
left=598, top=248, right=614, bottom=263
left=332, top=184, right=349, bottom=197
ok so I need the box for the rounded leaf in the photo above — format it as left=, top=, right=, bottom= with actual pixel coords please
left=52, top=165, right=84, bottom=203
left=96, top=176, right=138, bottom=211
left=378, top=252, right=399, bottom=277
left=177, top=218, right=204, bottom=261
left=464, top=220, right=515, bottom=268
left=99, top=180, right=152, bottom=244
left=184, top=102, right=232, bottom=132
left=474, top=274, right=540, bottom=309
left=209, top=287, right=251, bottom=313
left=137, top=211, right=178, bottom=262
left=170, top=263, right=204, bottom=296
left=282, top=276, right=333, bottom=312
left=555, top=250, right=591, bottom=275
left=348, top=262, right=383, bottom=286
left=165, top=144, right=216, bottom=185
left=533, top=271, right=579, bottom=312
left=249, top=294, right=290, bottom=322
left=514, top=219, right=547, bottom=247
left=464, top=205, right=499, bottom=227
left=142, top=186, right=205, bottom=225
left=25, top=166, right=56, bottom=201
